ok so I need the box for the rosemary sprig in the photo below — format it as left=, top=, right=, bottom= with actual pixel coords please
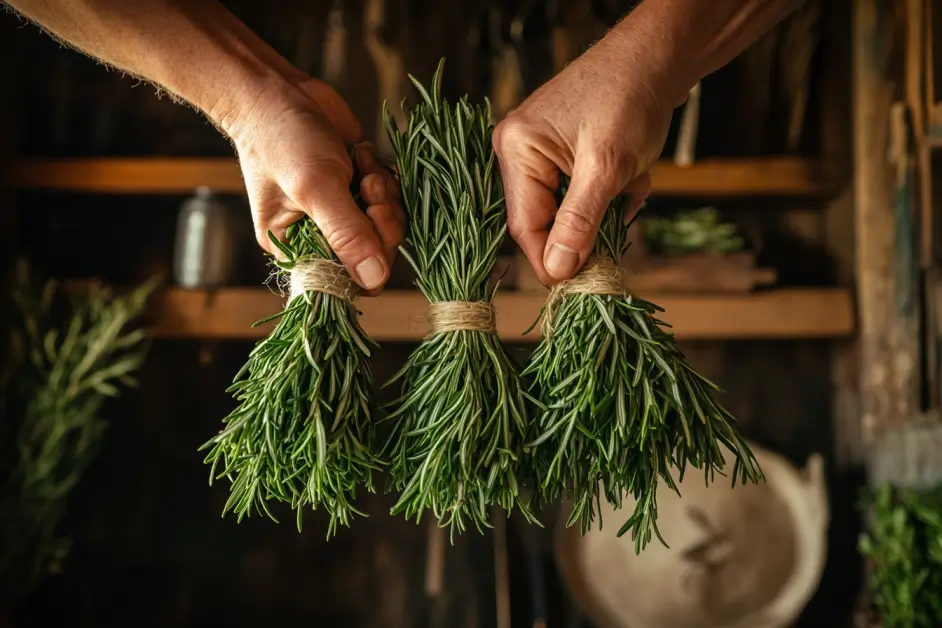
left=381, top=60, right=536, bottom=536
left=0, top=262, right=154, bottom=601
left=200, top=217, right=381, bottom=538
left=524, top=187, right=763, bottom=552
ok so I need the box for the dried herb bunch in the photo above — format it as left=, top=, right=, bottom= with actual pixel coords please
left=0, top=262, right=154, bottom=601
left=200, top=216, right=381, bottom=537
left=382, top=60, right=535, bottom=536
left=523, top=185, right=762, bottom=551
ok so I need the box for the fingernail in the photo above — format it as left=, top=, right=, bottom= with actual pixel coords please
left=354, top=143, right=377, bottom=171
left=354, top=256, right=385, bottom=290
left=545, top=244, right=579, bottom=279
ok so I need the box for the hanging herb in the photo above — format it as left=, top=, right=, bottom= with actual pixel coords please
left=523, top=186, right=762, bottom=552
left=381, top=59, right=537, bottom=536
left=200, top=215, right=381, bottom=538
left=0, top=262, right=155, bottom=602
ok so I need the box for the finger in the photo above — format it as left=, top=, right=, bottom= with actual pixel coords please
left=246, top=177, right=301, bottom=259
left=544, top=160, right=622, bottom=281
left=367, top=202, right=406, bottom=263
left=360, top=171, right=391, bottom=206
left=279, top=165, right=389, bottom=291
left=622, top=171, right=652, bottom=224
left=354, top=143, right=403, bottom=204
left=361, top=172, right=406, bottom=261
left=492, top=121, right=561, bottom=287
left=360, top=171, right=406, bottom=223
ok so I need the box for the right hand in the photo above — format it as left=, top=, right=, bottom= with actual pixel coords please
left=222, top=78, right=405, bottom=295
left=493, top=31, right=682, bottom=285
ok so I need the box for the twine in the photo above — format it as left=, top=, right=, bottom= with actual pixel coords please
left=289, top=257, right=360, bottom=302
left=427, top=301, right=496, bottom=336
left=543, top=257, right=627, bottom=337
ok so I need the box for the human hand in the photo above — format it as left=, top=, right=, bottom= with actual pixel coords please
left=493, top=33, right=679, bottom=285
left=223, top=78, right=404, bottom=294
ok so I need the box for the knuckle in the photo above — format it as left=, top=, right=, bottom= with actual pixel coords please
left=554, top=207, right=596, bottom=236
left=506, top=218, right=526, bottom=241
left=322, top=219, right=373, bottom=256
left=492, top=115, right=529, bottom=154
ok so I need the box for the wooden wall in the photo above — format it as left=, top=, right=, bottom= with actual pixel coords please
left=0, top=1, right=861, bottom=626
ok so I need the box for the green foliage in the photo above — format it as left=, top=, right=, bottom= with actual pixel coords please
left=381, top=60, right=536, bottom=537
left=0, top=262, right=154, bottom=601
left=859, top=484, right=942, bottom=628
left=643, top=207, right=745, bottom=255
left=524, top=189, right=762, bottom=552
left=200, top=217, right=381, bottom=538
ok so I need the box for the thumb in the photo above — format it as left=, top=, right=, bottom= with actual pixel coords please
left=543, top=160, right=622, bottom=281
left=280, top=164, right=389, bottom=293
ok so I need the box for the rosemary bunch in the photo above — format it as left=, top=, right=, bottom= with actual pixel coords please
left=200, top=216, right=381, bottom=537
left=382, top=60, right=535, bottom=536
left=0, top=262, right=154, bottom=601
left=524, top=188, right=762, bottom=552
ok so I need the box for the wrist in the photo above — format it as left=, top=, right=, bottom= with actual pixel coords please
left=203, top=63, right=300, bottom=142
left=156, top=5, right=308, bottom=140
left=600, top=5, right=705, bottom=110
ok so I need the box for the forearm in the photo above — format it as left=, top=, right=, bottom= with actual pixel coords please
left=3, top=0, right=306, bottom=133
left=605, top=0, right=806, bottom=107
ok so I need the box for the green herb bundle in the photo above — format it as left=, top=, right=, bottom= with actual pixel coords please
left=381, top=60, right=535, bottom=535
left=523, top=188, right=762, bottom=551
left=200, top=217, right=381, bottom=537
left=859, top=484, right=942, bottom=628
left=0, top=262, right=154, bottom=601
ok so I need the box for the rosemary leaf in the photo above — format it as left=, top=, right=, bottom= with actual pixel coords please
left=381, top=60, right=537, bottom=537
left=200, top=217, right=381, bottom=538
left=524, top=184, right=763, bottom=553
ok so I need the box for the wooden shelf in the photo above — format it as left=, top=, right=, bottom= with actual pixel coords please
left=7, top=156, right=835, bottom=197
left=147, top=288, right=855, bottom=342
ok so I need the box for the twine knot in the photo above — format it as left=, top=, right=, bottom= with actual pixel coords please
left=427, top=301, right=496, bottom=336
left=289, top=257, right=360, bottom=303
left=543, top=257, right=626, bottom=336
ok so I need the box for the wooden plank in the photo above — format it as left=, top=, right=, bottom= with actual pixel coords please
left=146, top=288, right=855, bottom=342
left=6, top=157, right=245, bottom=194
left=7, top=156, right=835, bottom=198
left=853, top=0, right=920, bottom=441
left=648, top=157, right=834, bottom=196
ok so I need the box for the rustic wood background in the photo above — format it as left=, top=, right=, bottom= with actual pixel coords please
left=0, top=0, right=862, bottom=626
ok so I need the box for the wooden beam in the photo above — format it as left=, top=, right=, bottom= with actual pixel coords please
left=6, top=156, right=837, bottom=198
left=142, top=287, right=855, bottom=342
left=853, top=0, right=920, bottom=440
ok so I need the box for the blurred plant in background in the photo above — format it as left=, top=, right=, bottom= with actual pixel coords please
left=642, top=207, right=745, bottom=256
left=0, top=261, right=156, bottom=605
left=858, top=485, right=942, bottom=628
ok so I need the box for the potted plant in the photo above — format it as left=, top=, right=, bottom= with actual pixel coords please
left=625, top=206, right=777, bottom=293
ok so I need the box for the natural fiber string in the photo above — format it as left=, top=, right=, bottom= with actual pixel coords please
left=289, top=257, right=361, bottom=302
left=427, top=301, right=496, bottom=336
left=542, top=257, right=627, bottom=337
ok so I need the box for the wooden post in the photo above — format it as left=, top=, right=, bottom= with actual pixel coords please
left=853, top=0, right=920, bottom=441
